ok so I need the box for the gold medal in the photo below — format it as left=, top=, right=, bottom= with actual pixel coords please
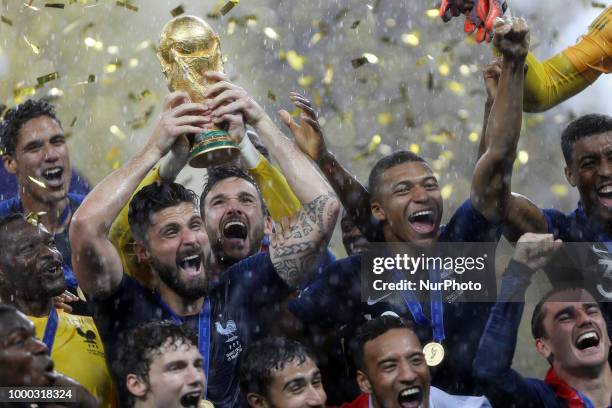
left=423, top=342, right=444, bottom=367
left=199, top=400, right=215, bottom=408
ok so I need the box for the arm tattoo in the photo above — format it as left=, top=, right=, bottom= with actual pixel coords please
left=272, top=192, right=338, bottom=287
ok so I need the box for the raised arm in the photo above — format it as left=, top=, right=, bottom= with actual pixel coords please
left=70, top=92, right=208, bottom=298
left=203, top=75, right=340, bottom=286
left=473, top=233, right=560, bottom=404
left=471, top=17, right=548, bottom=239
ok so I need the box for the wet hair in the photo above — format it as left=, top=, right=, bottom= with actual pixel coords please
left=352, top=315, right=414, bottom=372
left=561, top=114, right=612, bottom=166
left=0, top=99, right=61, bottom=157
left=200, top=165, right=264, bottom=214
left=111, top=320, right=198, bottom=408
left=239, top=337, right=315, bottom=399
left=128, top=181, right=199, bottom=242
left=368, top=151, right=427, bottom=198
left=531, top=284, right=599, bottom=340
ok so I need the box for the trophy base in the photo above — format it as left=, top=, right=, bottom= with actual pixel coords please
left=188, top=130, right=241, bottom=168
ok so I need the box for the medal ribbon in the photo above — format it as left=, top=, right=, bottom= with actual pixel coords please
left=42, top=308, right=59, bottom=355
left=393, top=266, right=445, bottom=343
left=156, top=295, right=212, bottom=399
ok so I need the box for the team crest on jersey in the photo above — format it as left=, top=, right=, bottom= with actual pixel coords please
left=215, top=319, right=242, bottom=362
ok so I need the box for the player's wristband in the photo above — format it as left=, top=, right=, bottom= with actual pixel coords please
left=239, top=133, right=262, bottom=169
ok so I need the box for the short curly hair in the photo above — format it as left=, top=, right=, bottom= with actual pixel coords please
left=111, top=320, right=199, bottom=407
left=0, top=99, right=61, bottom=156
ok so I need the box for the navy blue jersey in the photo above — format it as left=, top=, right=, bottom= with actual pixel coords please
left=90, top=252, right=290, bottom=408
left=289, top=199, right=502, bottom=397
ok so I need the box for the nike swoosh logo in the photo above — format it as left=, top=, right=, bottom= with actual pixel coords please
left=366, top=293, right=391, bottom=306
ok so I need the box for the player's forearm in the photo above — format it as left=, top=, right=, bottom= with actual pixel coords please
left=72, top=146, right=161, bottom=238
left=253, top=114, right=334, bottom=204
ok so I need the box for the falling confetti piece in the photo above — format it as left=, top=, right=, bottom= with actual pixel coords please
left=308, top=32, right=323, bottom=47
left=70, top=116, right=77, bottom=127
left=409, top=144, right=420, bottom=154
left=517, top=150, right=529, bottom=164
left=88, top=74, right=96, bottom=83
left=468, top=131, right=479, bottom=143
left=1, top=15, right=13, bottom=25
left=298, top=75, right=314, bottom=87
left=447, top=81, right=465, bottom=95
left=322, top=65, right=333, bottom=85
left=36, top=72, right=59, bottom=87
left=263, top=27, right=279, bottom=40
left=23, top=3, right=40, bottom=11
left=28, top=176, right=47, bottom=188
left=110, top=125, right=127, bottom=140
left=286, top=50, right=306, bottom=71
left=170, top=5, right=184, bottom=16
left=426, top=8, right=439, bottom=18
left=401, top=32, right=419, bottom=46
left=23, top=36, right=40, bottom=54
left=220, top=0, right=239, bottom=15
left=350, top=20, right=360, bottom=29
left=351, top=56, right=368, bottom=69
left=551, top=184, right=568, bottom=197
left=377, top=112, right=393, bottom=126
left=441, top=184, right=453, bottom=200
left=368, top=134, right=382, bottom=153
left=362, top=53, right=379, bottom=64
left=45, top=3, right=65, bottom=8
left=591, top=1, right=606, bottom=8
left=267, top=90, right=276, bottom=101
left=116, top=1, right=138, bottom=11
left=438, top=62, right=450, bottom=76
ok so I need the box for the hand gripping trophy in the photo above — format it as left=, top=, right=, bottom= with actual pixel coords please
left=158, top=15, right=240, bottom=167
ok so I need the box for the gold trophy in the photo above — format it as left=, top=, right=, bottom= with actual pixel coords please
left=158, top=15, right=240, bottom=168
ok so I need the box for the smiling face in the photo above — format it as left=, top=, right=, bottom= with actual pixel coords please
left=535, top=289, right=611, bottom=374
left=203, top=177, right=266, bottom=266
left=138, top=339, right=205, bottom=408
left=0, top=309, right=56, bottom=387
left=259, top=356, right=326, bottom=408
left=3, top=116, right=71, bottom=205
left=357, top=328, right=430, bottom=408
left=371, top=162, right=443, bottom=245
left=0, top=217, right=65, bottom=301
left=141, top=203, right=209, bottom=300
left=565, top=132, right=612, bottom=225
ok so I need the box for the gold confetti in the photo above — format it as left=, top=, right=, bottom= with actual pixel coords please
left=308, top=32, right=323, bottom=47
left=459, top=65, right=470, bottom=76
left=517, top=150, right=529, bottom=164
left=106, top=146, right=120, bottom=163
left=70, top=116, right=77, bottom=127
left=88, top=74, right=96, bottom=83
left=551, top=184, right=568, bottom=197
left=47, top=87, right=63, bottom=98
left=439, top=62, right=450, bottom=76
left=23, top=36, right=40, bottom=54
left=116, top=1, right=138, bottom=11
left=447, top=81, right=465, bottom=95
left=441, top=184, right=453, bottom=200
left=23, top=3, right=40, bottom=11
left=592, top=1, right=606, bottom=8
left=1, top=15, right=13, bottom=26
left=468, top=131, right=479, bottom=143
left=368, top=134, right=382, bottom=153
left=267, top=90, right=276, bottom=101
left=62, top=20, right=80, bottom=34
left=425, top=8, right=439, bottom=18
left=409, top=144, right=420, bottom=154
left=362, top=53, right=379, bottom=64
left=350, top=20, right=360, bottom=29
left=298, top=75, right=314, bottom=87
left=110, top=125, right=127, bottom=140
left=220, top=0, right=238, bottom=15
left=263, top=27, right=279, bottom=40
left=45, top=3, right=65, bottom=8
left=322, top=65, right=333, bottom=85
left=401, top=32, right=419, bottom=46
left=36, top=72, right=59, bottom=87
left=28, top=176, right=47, bottom=188
left=170, top=5, right=184, bottom=16
left=351, top=56, right=368, bottom=69
left=286, top=50, right=306, bottom=71
left=377, top=112, right=393, bottom=126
